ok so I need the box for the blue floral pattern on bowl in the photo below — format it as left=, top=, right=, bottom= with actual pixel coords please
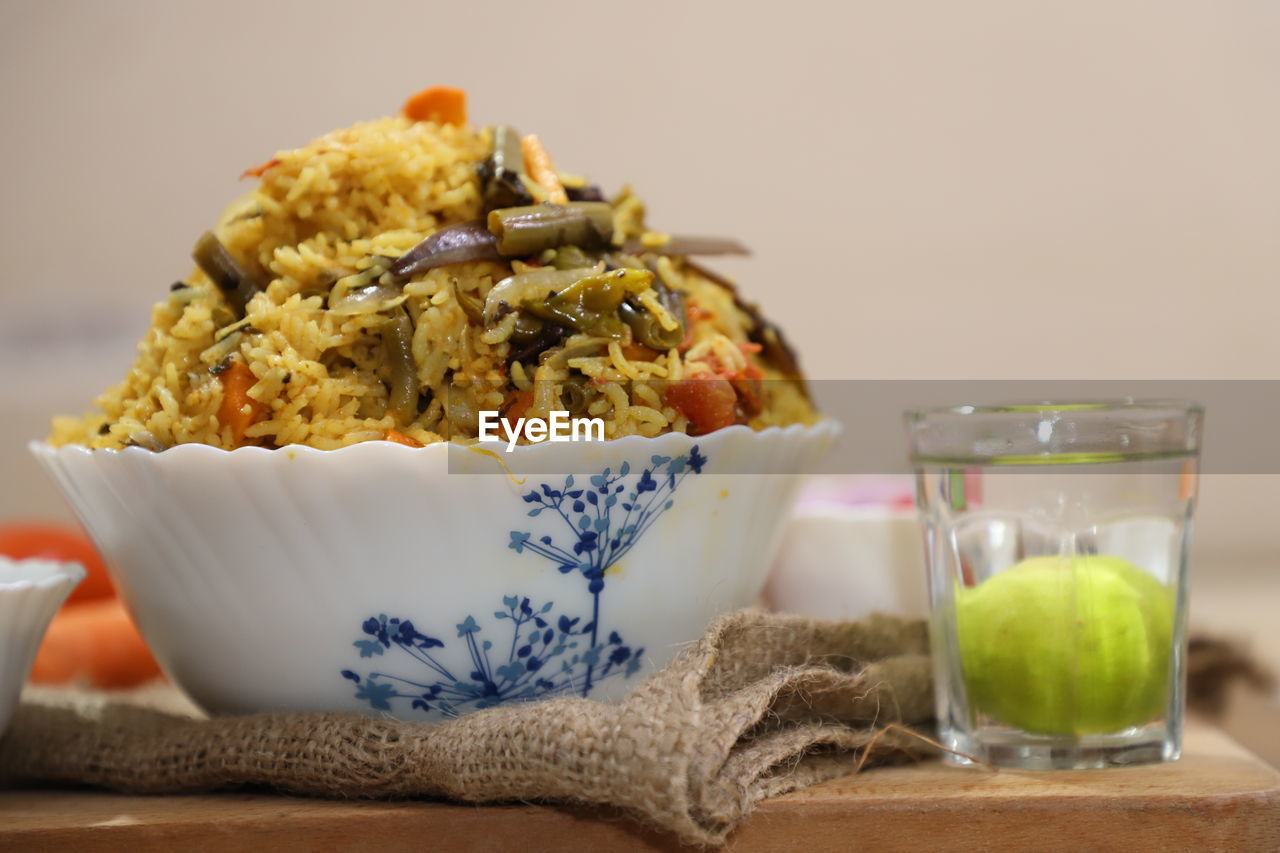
left=343, top=446, right=706, bottom=716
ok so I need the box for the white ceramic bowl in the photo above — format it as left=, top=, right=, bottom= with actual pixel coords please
left=32, top=422, right=836, bottom=720
left=0, top=557, right=85, bottom=736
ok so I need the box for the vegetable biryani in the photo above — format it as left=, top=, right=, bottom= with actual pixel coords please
left=51, top=87, right=814, bottom=451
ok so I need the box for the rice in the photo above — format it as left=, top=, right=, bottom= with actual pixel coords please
left=50, top=112, right=815, bottom=451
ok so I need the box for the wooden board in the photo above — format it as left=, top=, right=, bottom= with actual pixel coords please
left=1, top=721, right=1277, bottom=853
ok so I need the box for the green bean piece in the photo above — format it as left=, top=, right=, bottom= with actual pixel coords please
left=550, top=245, right=596, bottom=270
left=479, top=126, right=531, bottom=210
left=508, top=311, right=546, bottom=345
left=619, top=299, right=683, bottom=350
left=192, top=231, right=264, bottom=318
left=453, top=274, right=545, bottom=345
left=381, top=309, right=418, bottom=427
left=545, top=242, right=593, bottom=268
left=560, top=376, right=591, bottom=415
left=487, top=202, right=614, bottom=257
left=450, top=279, right=485, bottom=325
left=524, top=268, right=653, bottom=339
left=507, top=318, right=569, bottom=366
left=622, top=270, right=686, bottom=349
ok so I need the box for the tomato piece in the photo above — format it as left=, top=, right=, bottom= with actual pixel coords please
left=664, top=379, right=738, bottom=436
left=731, top=376, right=764, bottom=418
left=0, top=521, right=114, bottom=604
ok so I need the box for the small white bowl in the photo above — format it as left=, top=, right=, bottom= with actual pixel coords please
left=0, top=557, right=85, bottom=736
left=32, top=421, right=836, bottom=720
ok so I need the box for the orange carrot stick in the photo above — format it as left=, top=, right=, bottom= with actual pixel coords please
left=384, top=428, right=424, bottom=447
left=520, top=134, right=568, bottom=204
left=0, top=521, right=115, bottom=605
left=500, top=389, right=535, bottom=438
left=401, top=86, right=467, bottom=126
left=217, top=360, right=265, bottom=445
left=30, top=598, right=162, bottom=688
left=240, top=157, right=280, bottom=180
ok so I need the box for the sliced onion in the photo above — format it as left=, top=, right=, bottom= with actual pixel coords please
left=200, top=330, right=244, bottom=365
left=482, top=263, right=604, bottom=324
left=126, top=430, right=166, bottom=452
left=329, top=263, right=406, bottom=316
left=544, top=338, right=611, bottom=368
left=388, top=220, right=503, bottom=277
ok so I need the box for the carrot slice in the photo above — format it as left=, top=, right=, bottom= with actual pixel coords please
left=217, top=360, right=266, bottom=445
left=30, top=597, right=162, bottom=688
left=501, top=389, right=534, bottom=423
left=384, top=428, right=424, bottom=447
left=401, top=86, right=467, bottom=126
left=521, top=134, right=568, bottom=204
left=240, top=157, right=280, bottom=180
left=0, top=521, right=115, bottom=604
left=687, top=304, right=715, bottom=323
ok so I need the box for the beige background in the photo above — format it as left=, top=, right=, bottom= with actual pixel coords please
left=0, top=3, right=1276, bottom=651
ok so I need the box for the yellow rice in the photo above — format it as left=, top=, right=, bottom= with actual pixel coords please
left=50, top=115, right=815, bottom=451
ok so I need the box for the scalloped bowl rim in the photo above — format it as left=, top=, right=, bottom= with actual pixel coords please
left=0, top=557, right=86, bottom=590
left=30, top=419, right=841, bottom=461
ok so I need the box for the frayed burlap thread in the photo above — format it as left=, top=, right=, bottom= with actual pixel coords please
left=0, top=610, right=932, bottom=846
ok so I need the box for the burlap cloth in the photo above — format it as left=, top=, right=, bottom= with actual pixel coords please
left=0, top=610, right=934, bottom=846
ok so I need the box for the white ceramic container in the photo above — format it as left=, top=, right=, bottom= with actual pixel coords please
left=32, top=422, right=836, bottom=721
left=0, top=557, right=84, bottom=736
left=763, top=504, right=928, bottom=621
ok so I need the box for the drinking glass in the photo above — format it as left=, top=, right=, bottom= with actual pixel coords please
left=908, top=400, right=1202, bottom=769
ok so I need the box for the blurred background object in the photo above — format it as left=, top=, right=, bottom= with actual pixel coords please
left=0, top=0, right=1275, bottom=753
left=0, top=521, right=161, bottom=689
left=763, top=476, right=926, bottom=620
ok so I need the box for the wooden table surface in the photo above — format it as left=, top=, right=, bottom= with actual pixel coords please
left=1, top=721, right=1277, bottom=853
